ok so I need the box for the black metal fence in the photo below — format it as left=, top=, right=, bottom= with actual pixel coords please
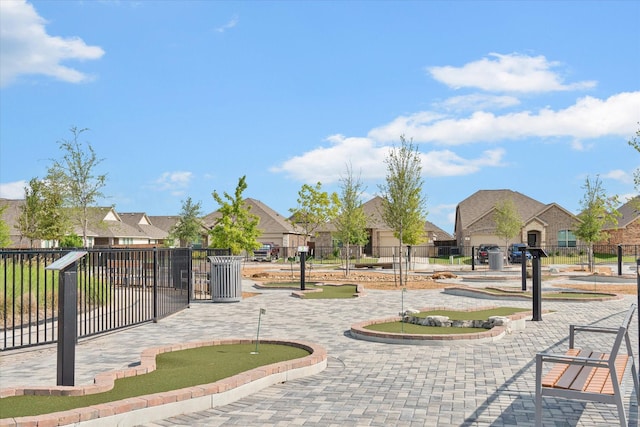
left=0, top=247, right=198, bottom=351
left=256, top=244, right=640, bottom=269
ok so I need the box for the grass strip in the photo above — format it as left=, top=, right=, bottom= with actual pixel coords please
left=0, top=343, right=309, bottom=418
left=302, top=285, right=358, bottom=299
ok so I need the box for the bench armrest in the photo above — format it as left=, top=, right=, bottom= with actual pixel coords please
left=537, top=352, right=611, bottom=369
left=569, top=325, right=619, bottom=348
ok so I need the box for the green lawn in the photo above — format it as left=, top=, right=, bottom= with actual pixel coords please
left=0, top=343, right=310, bottom=418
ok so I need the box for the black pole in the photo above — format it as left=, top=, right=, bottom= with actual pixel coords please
left=532, top=252, right=542, bottom=321
left=300, top=251, right=306, bottom=291
left=471, top=246, right=475, bottom=271
left=617, top=245, right=623, bottom=276
left=57, top=263, right=78, bottom=386
left=521, top=246, right=527, bottom=291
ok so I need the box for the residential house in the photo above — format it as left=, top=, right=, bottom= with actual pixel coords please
left=454, top=189, right=581, bottom=250
left=118, top=213, right=170, bottom=247
left=314, top=196, right=453, bottom=257
left=596, top=196, right=640, bottom=245
left=202, top=198, right=306, bottom=256
left=147, top=215, right=210, bottom=248
left=0, top=198, right=42, bottom=248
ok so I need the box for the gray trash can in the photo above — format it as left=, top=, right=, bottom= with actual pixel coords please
left=488, top=250, right=503, bottom=271
left=208, top=256, right=243, bottom=302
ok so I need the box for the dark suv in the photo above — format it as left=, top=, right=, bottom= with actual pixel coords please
left=508, top=243, right=531, bottom=263
left=477, top=244, right=500, bottom=264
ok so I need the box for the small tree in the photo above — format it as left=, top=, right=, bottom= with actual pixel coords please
left=209, top=176, right=261, bottom=255
left=494, top=197, right=523, bottom=262
left=289, top=182, right=340, bottom=249
left=574, top=175, right=620, bottom=272
left=333, top=163, right=369, bottom=276
left=0, top=205, right=11, bottom=248
left=18, top=177, right=70, bottom=248
left=378, top=135, right=428, bottom=287
left=170, top=197, right=204, bottom=247
left=48, top=127, right=107, bottom=247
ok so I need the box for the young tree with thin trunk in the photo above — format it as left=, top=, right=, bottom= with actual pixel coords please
left=170, top=197, right=204, bottom=247
left=333, top=163, right=369, bottom=276
left=17, top=178, right=68, bottom=247
left=628, top=126, right=640, bottom=209
left=289, top=182, right=340, bottom=250
left=209, top=176, right=262, bottom=255
left=574, top=175, right=620, bottom=272
left=378, top=135, right=428, bottom=287
left=47, top=127, right=107, bottom=247
left=494, top=197, right=522, bottom=263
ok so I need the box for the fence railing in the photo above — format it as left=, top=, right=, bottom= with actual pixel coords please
left=1, top=248, right=195, bottom=351
left=250, top=244, right=640, bottom=270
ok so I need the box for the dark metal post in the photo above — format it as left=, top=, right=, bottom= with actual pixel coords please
left=471, top=246, right=475, bottom=271
left=636, top=258, right=639, bottom=380
left=300, top=249, right=306, bottom=291
left=617, top=245, right=622, bottom=276
left=57, top=263, right=77, bottom=386
left=521, top=245, right=527, bottom=291
left=532, top=250, right=545, bottom=321
left=153, top=247, right=158, bottom=322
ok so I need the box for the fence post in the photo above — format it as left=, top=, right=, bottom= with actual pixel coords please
left=153, top=247, right=158, bottom=322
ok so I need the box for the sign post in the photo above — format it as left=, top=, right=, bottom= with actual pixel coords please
left=298, top=246, right=309, bottom=291
left=46, top=251, right=87, bottom=386
left=529, top=248, right=547, bottom=321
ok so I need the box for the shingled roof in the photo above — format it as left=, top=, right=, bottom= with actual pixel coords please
left=604, top=196, right=640, bottom=230
left=456, top=189, right=546, bottom=230
left=202, top=198, right=301, bottom=234
left=118, top=212, right=169, bottom=240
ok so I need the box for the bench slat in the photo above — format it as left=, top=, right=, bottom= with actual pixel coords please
left=568, top=352, right=604, bottom=391
left=541, top=348, right=580, bottom=387
left=554, top=350, right=595, bottom=389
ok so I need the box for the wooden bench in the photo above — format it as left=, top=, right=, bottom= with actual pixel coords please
left=535, top=304, right=639, bottom=426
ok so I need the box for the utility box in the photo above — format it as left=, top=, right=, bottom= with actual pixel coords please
left=208, top=256, right=243, bottom=302
left=488, top=250, right=503, bottom=271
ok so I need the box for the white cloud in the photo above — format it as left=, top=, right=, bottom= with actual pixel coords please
left=603, top=169, right=634, bottom=184
left=436, top=94, right=521, bottom=112
left=0, top=0, right=105, bottom=87
left=153, top=171, right=193, bottom=196
left=369, top=91, right=640, bottom=145
left=216, top=14, right=239, bottom=33
left=0, top=181, right=27, bottom=199
left=427, top=52, right=596, bottom=93
left=271, top=136, right=506, bottom=183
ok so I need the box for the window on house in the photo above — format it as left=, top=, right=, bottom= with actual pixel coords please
left=557, top=230, right=576, bottom=247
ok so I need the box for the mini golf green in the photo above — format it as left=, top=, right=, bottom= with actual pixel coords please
left=0, top=343, right=310, bottom=418
left=363, top=307, right=529, bottom=334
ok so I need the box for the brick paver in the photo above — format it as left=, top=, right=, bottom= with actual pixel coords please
left=1, top=275, right=638, bottom=426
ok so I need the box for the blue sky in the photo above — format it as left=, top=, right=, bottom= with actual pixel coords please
left=1, top=0, right=638, bottom=235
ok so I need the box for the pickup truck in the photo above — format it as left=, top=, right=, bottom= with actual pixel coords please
left=252, top=243, right=279, bottom=262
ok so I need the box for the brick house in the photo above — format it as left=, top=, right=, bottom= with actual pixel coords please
left=314, top=196, right=452, bottom=257
left=454, top=189, right=581, bottom=250
left=596, top=196, right=640, bottom=245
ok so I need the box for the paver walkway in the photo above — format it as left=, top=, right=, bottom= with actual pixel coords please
left=1, top=277, right=638, bottom=426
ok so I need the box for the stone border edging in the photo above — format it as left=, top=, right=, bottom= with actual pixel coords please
left=350, top=306, right=532, bottom=346
left=442, top=286, right=623, bottom=302
left=0, top=339, right=327, bottom=427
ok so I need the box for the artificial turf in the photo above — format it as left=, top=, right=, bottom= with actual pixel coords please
left=0, top=343, right=310, bottom=418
